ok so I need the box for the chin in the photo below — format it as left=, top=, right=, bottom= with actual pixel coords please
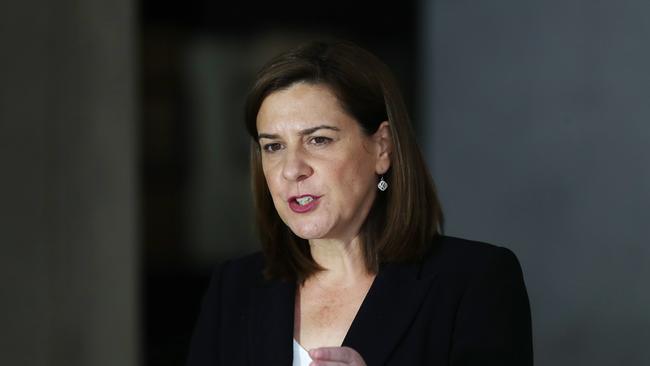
left=289, top=227, right=325, bottom=240
left=287, top=221, right=329, bottom=240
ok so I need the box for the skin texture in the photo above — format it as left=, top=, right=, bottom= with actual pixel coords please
left=256, top=82, right=392, bottom=365
left=257, top=82, right=390, bottom=243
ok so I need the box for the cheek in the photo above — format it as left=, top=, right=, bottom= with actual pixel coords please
left=330, top=155, right=375, bottom=197
left=264, top=171, right=287, bottom=213
left=349, top=146, right=376, bottom=180
left=262, top=162, right=279, bottom=193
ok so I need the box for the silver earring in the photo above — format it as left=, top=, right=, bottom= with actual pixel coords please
left=377, top=176, right=388, bottom=191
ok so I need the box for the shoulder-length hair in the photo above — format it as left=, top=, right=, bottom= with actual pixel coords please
left=244, top=40, right=443, bottom=283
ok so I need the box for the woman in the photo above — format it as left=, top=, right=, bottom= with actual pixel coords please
left=187, top=40, right=533, bottom=366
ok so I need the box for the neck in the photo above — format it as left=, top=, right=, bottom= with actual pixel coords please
left=307, top=236, right=373, bottom=288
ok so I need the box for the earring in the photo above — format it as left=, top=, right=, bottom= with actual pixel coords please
left=377, top=176, right=388, bottom=191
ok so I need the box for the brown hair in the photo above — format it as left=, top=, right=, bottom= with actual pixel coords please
left=244, top=40, right=443, bottom=283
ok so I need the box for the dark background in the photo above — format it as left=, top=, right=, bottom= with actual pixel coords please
left=2, top=1, right=649, bottom=365
left=140, top=1, right=420, bottom=365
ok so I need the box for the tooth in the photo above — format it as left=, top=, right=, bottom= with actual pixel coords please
left=297, top=196, right=313, bottom=206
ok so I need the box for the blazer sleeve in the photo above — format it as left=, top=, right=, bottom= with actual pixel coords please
left=450, top=247, right=534, bottom=366
left=186, top=261, right=229, bottom=366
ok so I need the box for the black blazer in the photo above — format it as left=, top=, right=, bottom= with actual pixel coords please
left=187, top=236, right=533, bottom=365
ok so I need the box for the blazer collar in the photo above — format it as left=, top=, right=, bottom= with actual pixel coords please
left=342, top=261, right=438, bottom=365
left=247, top=261, right=438, bottom=365
left=247, top=278, right=296, bottom=365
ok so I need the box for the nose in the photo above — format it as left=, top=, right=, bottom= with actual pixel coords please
left=281, top=147, right=313, bottom=182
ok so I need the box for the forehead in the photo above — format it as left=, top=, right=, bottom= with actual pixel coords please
left=256, top=83, right=356, bottom=133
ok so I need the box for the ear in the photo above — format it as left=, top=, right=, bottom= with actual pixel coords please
left=372, top=121, right=392, bottom=175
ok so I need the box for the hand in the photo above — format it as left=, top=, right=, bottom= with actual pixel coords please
left=308, top=346, right=367, bottom=366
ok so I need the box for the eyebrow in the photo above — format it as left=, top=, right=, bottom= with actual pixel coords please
left=257, top=125, right=341, bottom=140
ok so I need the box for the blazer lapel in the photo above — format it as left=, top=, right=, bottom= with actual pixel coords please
left=342, top=261, right=438, bottom=366
left=247, top=279, right=296, bottom=365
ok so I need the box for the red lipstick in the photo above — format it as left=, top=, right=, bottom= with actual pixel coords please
left=288, top=194, right=321, bottom=213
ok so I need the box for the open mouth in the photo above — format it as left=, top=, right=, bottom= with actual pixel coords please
left=295, top=196, right=314, bottom=206
left=288, top=195, right=321, bottom=213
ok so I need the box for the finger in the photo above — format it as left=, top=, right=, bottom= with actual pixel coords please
left=309, top=346, right=355, bottom=362
left=309, top=361, right=345, bottom=366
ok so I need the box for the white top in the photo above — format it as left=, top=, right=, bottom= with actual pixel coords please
left=292, top=338, right=313, bottom=366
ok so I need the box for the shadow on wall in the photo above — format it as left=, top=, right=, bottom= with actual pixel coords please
left=422, top=1, right=650, bottom=365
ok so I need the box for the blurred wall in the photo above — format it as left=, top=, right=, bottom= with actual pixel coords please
left=421, top=0, right=650, bottom=364
left=1, top=1, right=139, bottom=365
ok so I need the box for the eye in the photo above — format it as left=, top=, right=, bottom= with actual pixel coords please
left=262, top=142, right=283, bottom=153
left=309, top=136, right=332, bottom=145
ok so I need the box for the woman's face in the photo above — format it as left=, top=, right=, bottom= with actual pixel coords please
left=256, top=82, right=391, bottom=242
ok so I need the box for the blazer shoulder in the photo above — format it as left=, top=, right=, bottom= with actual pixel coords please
left=214, top=251, right=266, bottom=287
left=432, top=237, right=533, bottom=364
left=421, top=235, right=524, bottom=280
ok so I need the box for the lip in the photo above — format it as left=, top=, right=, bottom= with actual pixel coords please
left=287, top=194, right=321, bottom=213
